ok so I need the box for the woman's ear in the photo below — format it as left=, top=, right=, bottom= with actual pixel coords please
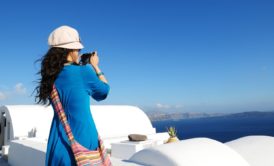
left=67, top=52, right=73, bottom=62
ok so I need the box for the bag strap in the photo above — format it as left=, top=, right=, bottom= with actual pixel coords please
left=50, top=84, right=75, bottom=143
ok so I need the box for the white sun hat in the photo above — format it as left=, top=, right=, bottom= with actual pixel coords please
left=48, top=25, right=84, bottom=49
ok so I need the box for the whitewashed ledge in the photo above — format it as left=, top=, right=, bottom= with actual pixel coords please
left=5, top=135, right=274, bottom=166
left=129, top=136, right=274, bottom=166
left=1, top=105, right=274, bottom=166
left=225, top=136, right=274, bottom=166
left=7, top=138, right=142, bottom=166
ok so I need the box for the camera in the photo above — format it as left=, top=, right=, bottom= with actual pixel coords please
left=79, top=52, right=95, bottom=65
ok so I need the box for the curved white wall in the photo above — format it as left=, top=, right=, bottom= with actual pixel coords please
left=1, top=105, right=53, bottom=144
left=0, top=105, right=156, bottom=145
left=226, top=136, right=274, bottom=166
left=2, top=105, right=274, bottom=166
left=130, top=138, right=251, bottom=166
left=91, top=105, right=156, bottom=139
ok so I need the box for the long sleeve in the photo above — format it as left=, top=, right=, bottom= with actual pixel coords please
left=81, top=64, right=110, bottom=101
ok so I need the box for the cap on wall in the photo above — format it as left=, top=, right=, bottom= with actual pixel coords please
left=48, top=25, right=84, bottom=49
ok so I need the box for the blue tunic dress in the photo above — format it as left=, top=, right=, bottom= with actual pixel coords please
left=45, top=64, right=110, bottom=166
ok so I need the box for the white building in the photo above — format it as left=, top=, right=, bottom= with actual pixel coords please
left=0, top=105, right=274, bottom=166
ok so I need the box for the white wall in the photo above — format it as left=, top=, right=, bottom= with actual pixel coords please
left=1, top=105, right=157, bottom=145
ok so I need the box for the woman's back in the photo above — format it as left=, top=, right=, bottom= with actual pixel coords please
left=46, top=64, right=109, bottom=165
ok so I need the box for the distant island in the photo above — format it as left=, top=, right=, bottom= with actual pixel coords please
left=145, top=110, right=274, bottom=121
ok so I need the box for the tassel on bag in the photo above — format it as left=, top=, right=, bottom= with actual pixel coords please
left=50, top=84, right=112, bottom=166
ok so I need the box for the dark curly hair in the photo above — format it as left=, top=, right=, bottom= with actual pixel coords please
left=34, top=47, right=72, bottom=105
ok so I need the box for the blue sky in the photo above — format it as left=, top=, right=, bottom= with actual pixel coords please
left=0, top=0, right=273, bottom=113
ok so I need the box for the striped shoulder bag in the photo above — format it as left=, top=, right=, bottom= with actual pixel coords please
left=50, top=84, right=112, bottom=166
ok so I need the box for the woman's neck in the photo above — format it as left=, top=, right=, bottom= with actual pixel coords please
left=64, top=61, right=73, bottom=66
left=64, top=61, right=79, bottom=66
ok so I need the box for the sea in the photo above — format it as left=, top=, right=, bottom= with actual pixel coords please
left=151, top=114, right=274, bottom=143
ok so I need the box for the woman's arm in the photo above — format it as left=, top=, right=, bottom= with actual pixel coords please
left=89, top=51, right=108, bottom=84
left=81, top=51, right=109, bottom=101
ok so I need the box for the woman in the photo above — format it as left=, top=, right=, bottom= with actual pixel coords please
left=34, top=25, right=110, bottom=165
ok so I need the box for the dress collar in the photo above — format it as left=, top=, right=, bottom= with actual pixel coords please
left=64, top=62, right=79, bottom=66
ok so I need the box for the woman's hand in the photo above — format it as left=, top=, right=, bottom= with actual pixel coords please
left=89, top=51, right=99, bottom=67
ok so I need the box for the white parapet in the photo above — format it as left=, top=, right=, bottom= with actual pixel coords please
left=90, top=105, right=167, bottom=150
left=91, top=105, right=157, bottom=139
left=226, top=135, right=274, bottom=166
left=8, top=138, right=47, bottom=166
left=0, top=105, right=168, bottom=150
left=111, top=139, right=162, bottom=160
left=4, top=105, right=273, bottom=166
left=0, top=105, right=53, bottom=146
left=0, top=105, right=169, bottom=165
left=129, top=138, right=251, bottom=166
left=7, top=137, right=143, bottom=166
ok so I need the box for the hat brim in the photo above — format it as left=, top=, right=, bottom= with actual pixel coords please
left=52, top=42, right=84, bottom=49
